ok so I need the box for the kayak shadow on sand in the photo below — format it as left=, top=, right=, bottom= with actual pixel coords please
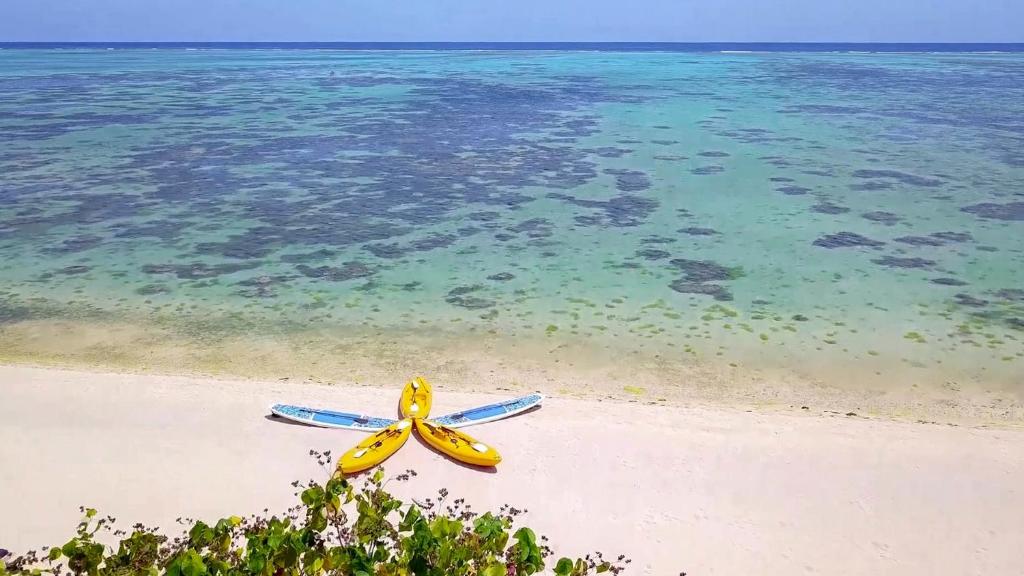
left=410, top=431, right=499, bottom=474
left=265, top=413, right=318, bottom=427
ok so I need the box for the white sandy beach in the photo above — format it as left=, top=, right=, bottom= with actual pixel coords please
left=1, top=364, right=1023, bottom=575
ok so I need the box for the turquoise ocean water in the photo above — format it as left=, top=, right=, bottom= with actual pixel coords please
left=1, top=46, right=1022, bottom=408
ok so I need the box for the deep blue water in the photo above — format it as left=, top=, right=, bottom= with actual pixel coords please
left=2, top=42, right=1024, bottom=52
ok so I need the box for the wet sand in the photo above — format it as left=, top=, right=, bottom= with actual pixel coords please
left=2, top=364, right=1022, bottom=575
left=2, top=318, right=1022, bottom=426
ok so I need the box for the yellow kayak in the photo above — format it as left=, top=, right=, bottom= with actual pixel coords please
left=414, top=419, right=501, bottom=467
left=338, top=419, right=412, bottom=474
left=399, top=376, right=433, bottom=419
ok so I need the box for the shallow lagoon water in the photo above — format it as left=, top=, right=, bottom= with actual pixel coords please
left=1, top=48, right=1022, bottom=413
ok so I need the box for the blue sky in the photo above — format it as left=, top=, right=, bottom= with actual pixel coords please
left=1, top=0, right=1021, bottom=42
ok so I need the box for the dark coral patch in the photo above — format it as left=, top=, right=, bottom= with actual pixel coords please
left=954, top=293, right=989, bottom=307
left=894, top=236, right=945, bottom=247
left=296, top=262, right=375, bottom=281
left=142, top=262, right=259, bottom=280
left=641, top=235, right=677, bottom=244
left=678, top=227, right=719, bottom=236
left=698, top=151, right=730, bottom=158
left=961, top=202, right=1024, bottom=221
left=279, top=249, right=336, bottom=263
left=849, top=181, right=894, bottom=191
left=364, top=233, right=456, bottom=258
left=140, top=264, right=177, bottom=275
left=668, top=280, right=733, bottom=301
left=812, top=232, right=885, bottom=249
left=666, top=257, right=742, bottom=300
left=603, top=169, right=651, bottom=192
left=636, top=248, right=670, bottom=261
left=691, top=165, right=725, bottom=175
left=871, top=256, right=935, bottom=269
left=861, top=211, right=902, bottom=225
left=931, top=231, right=973, bottom=243
left=57, top=265, right=91, bottom=275
left=777, top=186, right=811, bottom=196
left=364, top=243, right=408, bottom=259
left=588, top=147, right=633, bottom=158
left=551, top=193, right=659, bottom=227
left=930, top=277, right=968, bottom=286
left=509, top=218, right=554, bottom=238
left=669, top=259, right=744, bottom=282
left=994, top=288, right=1024, bottom=302
left=487, top=272, right=515, bottom=282
left=135, top=284, right=170, bottom=295
left=445, top=285, right=495, bottom=309
left=810, top=202, right=850, bottom=215
left=467, top=211, right=501, bottom=222
left=410, top=233, right=457, bottom=251
left=851, top=169, right=943, bottom=187
left=236, top=275, right=292, bottom=298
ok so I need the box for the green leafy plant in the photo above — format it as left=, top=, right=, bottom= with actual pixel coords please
left=0, top=450, right=629, bottom=576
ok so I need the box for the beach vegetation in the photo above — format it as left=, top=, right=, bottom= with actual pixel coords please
left=0, top=451, right=628, bottom=576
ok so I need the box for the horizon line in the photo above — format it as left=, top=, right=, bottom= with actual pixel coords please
left=2, top=41, right=1023, bottom=45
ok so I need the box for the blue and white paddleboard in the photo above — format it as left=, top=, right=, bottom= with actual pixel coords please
left=270, top=404, right=397, bottom=431
left=432, top=394, right=544, bottom=428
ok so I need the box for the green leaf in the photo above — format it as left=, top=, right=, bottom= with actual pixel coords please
left=188, top=521, right=212, bottom=546
left=429, top=516, right=463, bottom=540
left=301, top=485, right=325, bottom=507
left=482, top=564, right=507, bottom=576
left=60, top=541, right=78, bottom=557
left=47, top=548, right=62, bottom=561
left=168, top=550, right=208, bottom=576
left=513, top=527, right=536, bottom=547
left=512, top=527, right=544, bottom=574
left=326, top=477, right=348, bottom=496
left=267, top=529, right=286, bottom=551
left=554, top=558, right=574, bottom=576
left=399, top=504, right=422, bottom=532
